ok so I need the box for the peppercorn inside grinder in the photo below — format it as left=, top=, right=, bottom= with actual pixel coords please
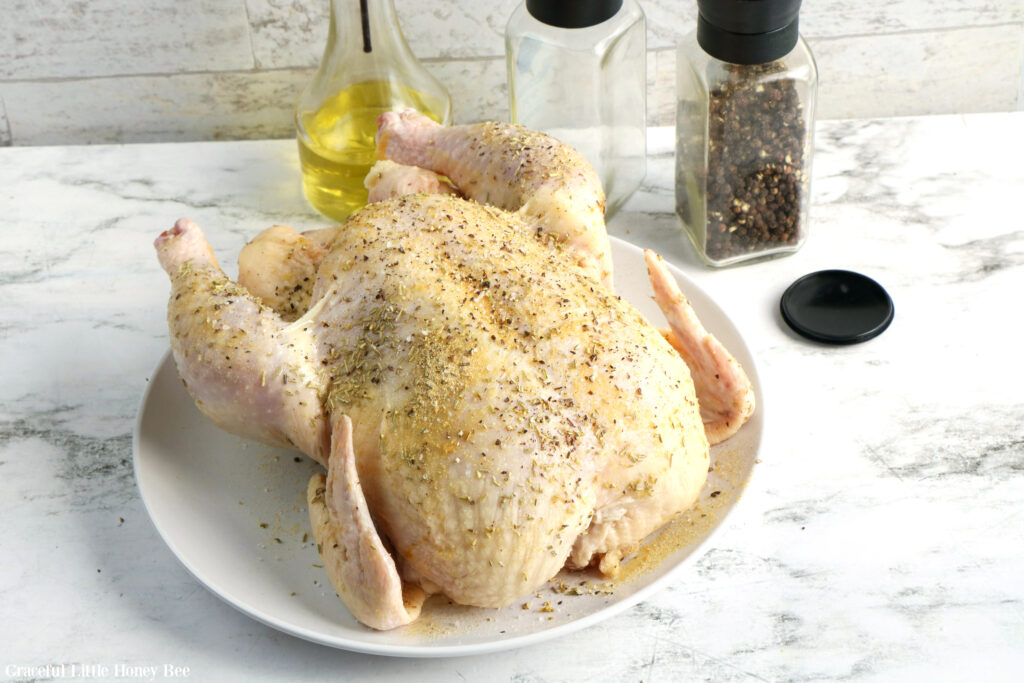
left=675, top=0, right=818, bottom=267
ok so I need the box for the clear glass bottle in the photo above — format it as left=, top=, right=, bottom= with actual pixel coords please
left=506, top=0, right=646, bottom=217
left=676, top=0, right=817, bottom=267
left=296, top=0, right=451, bottom=222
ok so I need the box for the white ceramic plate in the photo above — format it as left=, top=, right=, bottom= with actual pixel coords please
left=133, top=236, right=763, bottom=657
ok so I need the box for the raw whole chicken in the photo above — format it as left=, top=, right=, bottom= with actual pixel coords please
left=153, top=111, right=754, bottom=630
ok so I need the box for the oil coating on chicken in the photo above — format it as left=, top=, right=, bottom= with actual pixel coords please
left=153, top=113, right=754, bottom=630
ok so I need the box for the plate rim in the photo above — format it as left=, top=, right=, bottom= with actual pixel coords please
left=133, top=234, right=762, bottom=657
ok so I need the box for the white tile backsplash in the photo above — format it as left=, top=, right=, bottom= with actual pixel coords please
left=801, top=0, right=1024, bottom=38
left=395, top=1, right=517, bottom=60
left=244, top=0, right=328, bottom=69
left=2, top=69, right=310, bottom=145
left=0, top=0, right=1021, bottom=145
left=812, top=24, right=1024, bottom=119
left=0, top=0, right=254, bottom=80
left=430, top=57, right=508, bottom=124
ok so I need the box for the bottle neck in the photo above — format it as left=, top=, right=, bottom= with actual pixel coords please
left=303, top=0, right=450, bottom=123
left=325, top=0, right=410, bottom=62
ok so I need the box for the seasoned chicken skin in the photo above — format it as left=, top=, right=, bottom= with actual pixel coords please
left=376, top=109, right=613, bottom=288
left=237, top=225, right=337, bottom=322
left=154, top=117, right=754, bottom=631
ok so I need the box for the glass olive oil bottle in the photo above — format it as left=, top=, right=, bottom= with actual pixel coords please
left=296, top=0, right=451, bottom=222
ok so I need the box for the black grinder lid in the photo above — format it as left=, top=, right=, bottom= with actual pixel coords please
left=526, top=0, right=624, bottom=28
left=780, top=270, right=894, bottom=345
left=697, top=0, right=802, bottom=64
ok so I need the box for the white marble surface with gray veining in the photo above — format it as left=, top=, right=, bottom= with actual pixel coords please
left=0, top=113, right=1022, bottom=681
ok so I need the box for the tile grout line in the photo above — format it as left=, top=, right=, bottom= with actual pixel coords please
left=640, top=21, right=1024, bottom=55
left=0, top=66, right=319, bottom=87
left=0, top=56, right=507, bottom=86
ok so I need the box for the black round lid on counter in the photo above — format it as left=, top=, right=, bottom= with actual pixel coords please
left=526, top=0, right=623, bottom=28
left=697, top=0, right=802, bottom=64
left=780, top=270, right=894, bottom=344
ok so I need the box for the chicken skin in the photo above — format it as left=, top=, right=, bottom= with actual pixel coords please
left=154, top=116, right=753, bottom=631
left=376, top=109, right=613, bottom=288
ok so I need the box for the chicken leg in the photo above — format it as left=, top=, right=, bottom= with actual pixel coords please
left=155, top=218, right=330, bottom=464
left=376, top=109, right=613, bottom=288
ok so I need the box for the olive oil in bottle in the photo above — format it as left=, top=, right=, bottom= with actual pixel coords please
left=297, top=81, right=447, bottom=221
left=295, top=0, right=451, bottom=223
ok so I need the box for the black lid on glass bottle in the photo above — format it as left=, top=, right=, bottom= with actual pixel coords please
left=697, top=0, right=802, bottom=65
left=526, top=0, right=623, bottom=29
left=780, top=270, right=894, bottom=344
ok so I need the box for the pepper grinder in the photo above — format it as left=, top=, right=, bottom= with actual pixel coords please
left=296, top=0, right=451, bottom=222
left=506, top=0, right=647, bottom=218
left=676, top=0, right=817, bottom=267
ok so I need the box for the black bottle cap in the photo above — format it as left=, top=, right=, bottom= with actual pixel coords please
left=527, top=0, right=623, bottom=29
left=697, top=0, right=802, bottom=64
left=780, top=270, right=894, bottom=345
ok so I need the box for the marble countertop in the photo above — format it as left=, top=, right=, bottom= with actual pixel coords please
left=1, top=113, right=1021, bottom=681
